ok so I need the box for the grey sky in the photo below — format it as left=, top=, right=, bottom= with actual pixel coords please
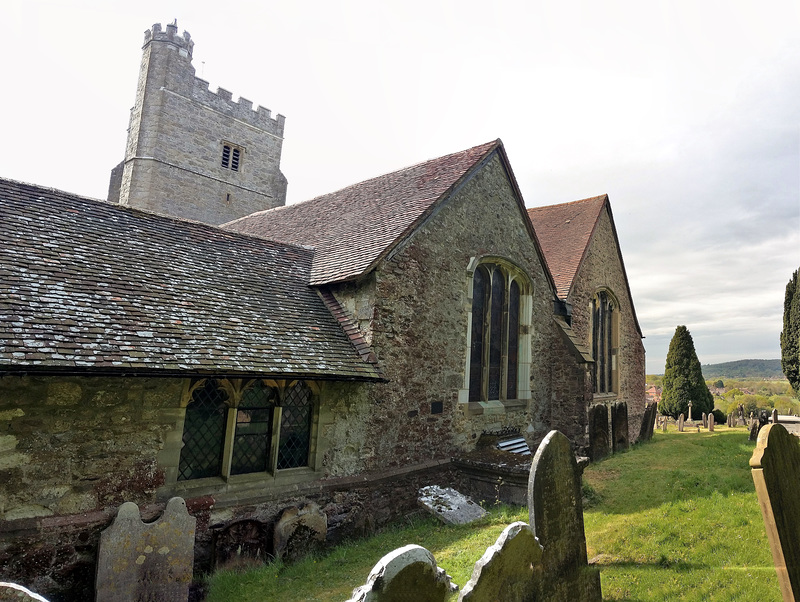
left=3, top=0, right=798, bottom=374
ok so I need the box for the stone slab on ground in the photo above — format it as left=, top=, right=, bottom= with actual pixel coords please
left=418, top=485, right=487, bottom=525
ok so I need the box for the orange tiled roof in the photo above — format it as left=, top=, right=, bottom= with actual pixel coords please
left=526, top=195, right=608, bottom=299
left=223, top=141, right=501, bottom=285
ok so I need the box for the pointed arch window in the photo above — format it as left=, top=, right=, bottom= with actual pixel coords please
left=468, top=263, right=524, bottom=402
left=592, top=291, right=619, bottom=394
left=178, top=378, right=316, bottom=481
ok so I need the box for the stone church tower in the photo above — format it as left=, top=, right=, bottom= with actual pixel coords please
left=108, top=21, right=287, bottom=224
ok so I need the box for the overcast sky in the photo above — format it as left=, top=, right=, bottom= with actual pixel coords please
left=3, top=0, right=799, bottom=374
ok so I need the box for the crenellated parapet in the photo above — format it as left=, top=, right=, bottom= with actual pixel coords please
left=192, top=78, right=285, bottom=133
left=144, top=21, right=194, bottom=57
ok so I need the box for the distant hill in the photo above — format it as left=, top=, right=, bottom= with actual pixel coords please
left=701, top=359, right=784, bottom=380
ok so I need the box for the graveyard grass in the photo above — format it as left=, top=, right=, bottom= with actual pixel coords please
left=205, top=427, right=781, bottom=601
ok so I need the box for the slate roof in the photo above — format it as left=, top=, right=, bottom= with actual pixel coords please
left=526, top=195, right=608, bottom=299
left=223, top=141, right=501, bottom=285
left=0, top=178, right=383, bottom=379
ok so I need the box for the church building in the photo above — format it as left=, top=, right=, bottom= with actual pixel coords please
left=0, top=22, right=645, bottom=599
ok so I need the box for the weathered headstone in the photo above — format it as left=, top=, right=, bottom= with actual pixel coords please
left=347, top=544, right=454, bottom=602
left=459, top=522, right=544, bottom=601
left=708, top=413, right=715, bottom=432
left=213, top=519, right=270, bottom=569
left=588, top=404, right=609, bottom=461
left=0, top=583, right=49, bottom=602
left=637, top=403, right=657, bottom=442
left=273, top=502, right=327, bottom=562
left=678, top=413, right=685, bottom=432
left=773, top=409, right=779, bottom=424
left=418, top=486, right=487, bottom=525
left=702, top=412, right=707, bottom=428
left=611, top=402, right=629, bottom=453
left=96, top=497, right=195, bottom=602
left=727, top=413, right=733, bottom=428
left=750, top=421, right=760, bottom=441
left=662, top=417, right=667, bottom=432
left=750, top=424, right=800, bottom=601
left=528, top=430, right=602, bottom=601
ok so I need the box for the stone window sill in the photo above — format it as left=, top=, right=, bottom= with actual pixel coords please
left=461, top=399, right=527, bottom=416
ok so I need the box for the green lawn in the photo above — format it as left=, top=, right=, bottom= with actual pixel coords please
left=205, top=427, right=781, bottom=601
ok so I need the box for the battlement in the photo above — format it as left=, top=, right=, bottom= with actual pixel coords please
left=191, top=78, right=285, bottom=134
left=144, top=21, right=194, bottom=57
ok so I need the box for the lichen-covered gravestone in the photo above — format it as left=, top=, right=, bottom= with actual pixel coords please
left=96, top=497, right=195, bottom=602
left=273, top=502, right=327, bottom=562
left=750, top=424, right=800, bottom=602
left=527, top=430, right=602, bottom=600
left=347, top=544, right=454, bottom=602
left=459, top=522, right=543, bottom=601
left=678, top=413, right=685, bottom=432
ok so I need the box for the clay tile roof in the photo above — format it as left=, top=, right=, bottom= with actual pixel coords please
left=526, top=195, right=608, bottom=299
left=223, top=140, right=501, bottom=285
left=0, top=178, right=383, bottom=380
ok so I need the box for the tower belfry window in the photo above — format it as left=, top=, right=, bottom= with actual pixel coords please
left=221, top=144, right=242, bottom=172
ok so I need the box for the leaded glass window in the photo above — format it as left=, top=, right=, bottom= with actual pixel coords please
left=592, top=291, right=617, bottom=394
left=178, top=379, right=228, bottom=481
left=178, top=378, right=317, bottom=481
left=231, top=381, right=277, bottom=475
left=468, top=262, right=524, bottom=402
left=277, top=381, right=313, bottom=469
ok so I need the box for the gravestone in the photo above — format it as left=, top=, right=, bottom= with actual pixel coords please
left=418, top=486, right=487, bottom=525
left=687, top=400, right=693, bottom=422
left=527, top=430, right=602, bottom=600
left=727, top=413, right=733, bottom=428
left=213, top=519, right=270, bottom=569
left=662, top=417, right=667, bottom=432
left=347, top=544, right=454, bottom=602
left=273, top=503, right=327, bottom=562
left=0, top=583, right=49, bottom=601
left=708, top=414, right=715, bottom=432
left=587, top=404, right=609, bottom=461
left=459, top=522, right=543, bottom=601
left=611, top=402, right=629, bottom=453
left=637, top=403, right=657, bottom=442
left=750, top=424, right=800, bottom=601
left=96, top=497, right=195, bottom=602
left=702, top=412, right=707, bottom=428
left=678, top=414, right=685, bottom=432
left=750, top=421, right=760, bottom=441
left=773, top=409, right=779, bottom=424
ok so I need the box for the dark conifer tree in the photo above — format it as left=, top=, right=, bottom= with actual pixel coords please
left=782, top=268, right=800, bottom=394
left=660, top=325, right=714, bottom=418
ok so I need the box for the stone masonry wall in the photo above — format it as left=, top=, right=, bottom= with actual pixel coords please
left=116, top=23, right=287, bottom=225
left=342, top=152, right=588, bottom=468
left=566, top=207, right=647, bottom=443
left=0, top=375, right=182, bottom=599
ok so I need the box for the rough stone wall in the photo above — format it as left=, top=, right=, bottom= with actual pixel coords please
left=340, top=153, right=586, bottom=468
left=115, top=23, right=287, bottom=225
left=0, top=375, right=181, bottom=599
left=566, top=207, right=647, bottom=443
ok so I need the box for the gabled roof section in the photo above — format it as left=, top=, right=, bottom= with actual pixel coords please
left=223, top=141, right=501, bottom=285
left=526, top=195, right=607, bottom=299
left=0, top=178, right=383, bottom=380
left=528, top=194, right=643, bottom=337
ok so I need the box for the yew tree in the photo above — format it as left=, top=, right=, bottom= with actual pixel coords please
left=660, top=325, right=714, bottom=418
left=782, top=268, right=800, bottom=394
